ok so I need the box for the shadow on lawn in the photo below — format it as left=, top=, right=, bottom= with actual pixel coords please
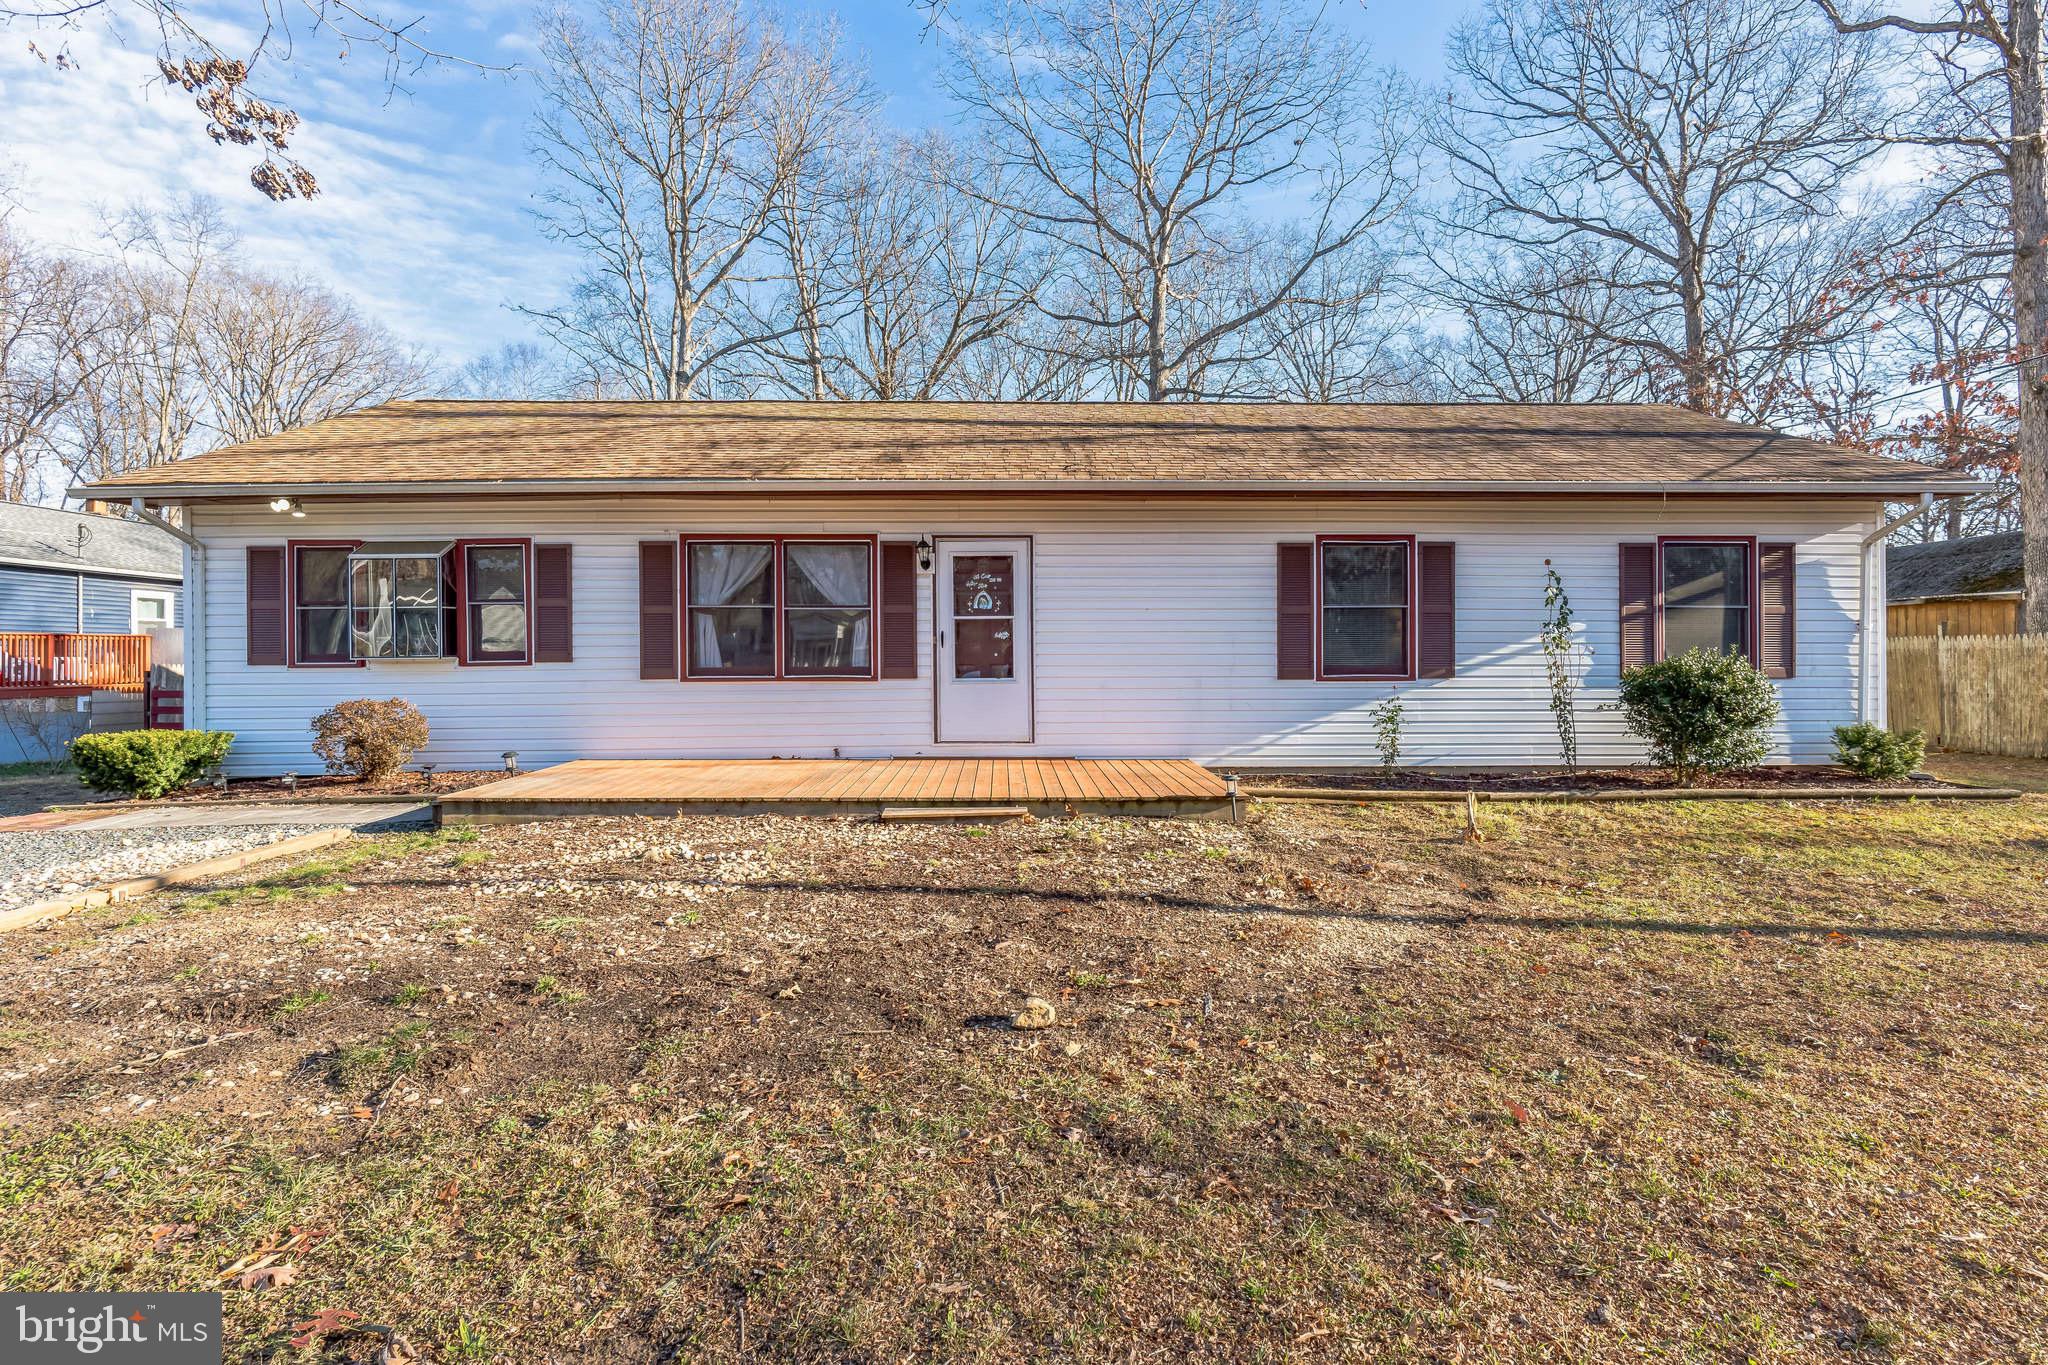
left=332, top=871, right=2048, bottom=947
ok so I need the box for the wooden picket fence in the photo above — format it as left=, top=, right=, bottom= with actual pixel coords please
left=1888, top=635, right=2048, bottom=758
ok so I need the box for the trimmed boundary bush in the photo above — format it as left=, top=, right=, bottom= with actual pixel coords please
left=71, top=730, right=235, bottom=799
left=1616, top=649, right=1782, bottom=786
left=1832, top=722, right=1927, bottom=780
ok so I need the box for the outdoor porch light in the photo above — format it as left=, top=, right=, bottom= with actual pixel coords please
left=269, top=496, right=306, bottom=517
left=916, top=535, right=934, bottom=573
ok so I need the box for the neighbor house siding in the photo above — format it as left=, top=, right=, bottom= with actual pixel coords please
left=0, top=564, right=181, bottom=633
left=188, top=496, right=1879, bottom=775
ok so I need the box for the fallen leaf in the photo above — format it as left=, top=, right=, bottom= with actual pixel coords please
left=238, top=1262, right=298, bottom=1292
left=147, top=1223, right=197, bottom=1252
left=289, top=1308, right=361, bottom=1349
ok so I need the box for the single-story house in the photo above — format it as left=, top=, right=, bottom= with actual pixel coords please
left=0, top=500, right=182, bottom=634
left=1887, top=530, right=2024, bottom=638
left=74, top=401, right=1976, bottom=776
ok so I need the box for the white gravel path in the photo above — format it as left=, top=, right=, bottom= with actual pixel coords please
left=0, top=824, right=334, bottom=912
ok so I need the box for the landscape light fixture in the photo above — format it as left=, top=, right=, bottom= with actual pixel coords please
left=502, top=750, right=520, bottom=773
left=269, top=496, right=306, bottom=517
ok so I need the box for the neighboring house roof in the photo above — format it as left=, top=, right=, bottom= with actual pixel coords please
left=74, top=400, right=1982, bottom=498
left=1888, top=530, right=2025, bottom=603
left=0, top=502, right=183, bottom=582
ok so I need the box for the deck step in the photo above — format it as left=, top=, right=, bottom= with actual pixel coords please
left=878, top=805, right=1031, bottom=822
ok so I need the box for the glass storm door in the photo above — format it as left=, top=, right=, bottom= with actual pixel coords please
left=935, top=537, right=1032, bottom=743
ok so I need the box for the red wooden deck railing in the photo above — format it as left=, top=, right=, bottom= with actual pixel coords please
left=0, top=632, right=153, bottom=696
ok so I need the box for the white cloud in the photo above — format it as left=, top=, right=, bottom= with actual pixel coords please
left=0, top=5, right=567, bottom=363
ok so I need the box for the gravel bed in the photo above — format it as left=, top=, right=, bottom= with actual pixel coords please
left=0, top=824, right=331, bottom=912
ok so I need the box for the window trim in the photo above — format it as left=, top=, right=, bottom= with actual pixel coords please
left=1655, top=535, right=1758, bottom=665
left=455, top=537, right=535, bottom=667
left=286, top=538, right=365, bottom=669
left=681, top=534, right=880, bottom=682
left=1313, top=533, right=1418, bottom=682
left=129, top=589, right=173, bottom=633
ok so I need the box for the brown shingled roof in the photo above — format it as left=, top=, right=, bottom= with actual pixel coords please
left=76, top=400, right=1979, bottom=497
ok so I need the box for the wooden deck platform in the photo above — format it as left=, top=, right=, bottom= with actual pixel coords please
left=438, top=758, right=1231, bottom=824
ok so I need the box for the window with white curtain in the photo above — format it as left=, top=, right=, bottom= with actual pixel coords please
left=783, top=541, right=872, bottom=675
left=687, top=541, right=776, bottom=676
left=685, top=538, right=874, bottom=678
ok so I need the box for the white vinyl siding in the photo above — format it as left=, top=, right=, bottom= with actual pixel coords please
left=188, top=496, right=1879, bottom=775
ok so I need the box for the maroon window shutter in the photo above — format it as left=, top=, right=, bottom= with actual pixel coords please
left=534, top=544, right=573, bottom=663
left=638, top=540, right=678, bottom=679
left=1759, top=542, right=1796, bottom=679
left=1619, top=543, right=1657, bottom=670
left=1277, top=543, right=1315, bottom=679
left=1417, top=542, right=1456, bottom=679
left=879, top=541, right=918, bottom=679
left=247, top=546, right=287, bottom=665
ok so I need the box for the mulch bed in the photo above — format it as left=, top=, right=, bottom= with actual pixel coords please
left=150, top=770, right=503, bottom=802
left=1245, top=764, right=1933, bottom=792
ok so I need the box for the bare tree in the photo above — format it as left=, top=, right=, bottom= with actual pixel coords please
left=190, top=273, right=428, bottom=444
left=0, top=217, right=120, bottom=500
left=446, top=341, right=589, bottom=400
left=1, top=0, right=498, bottom=199
left=1812, top=1, right=2046, bottom=628
left=60, top=199, right=226, bottom=486
left=1417, top=245, right=1653, bottom=403
left=1241, top=244, right=1420, bottom=402
left=523, top=0, right=871, bottom=399
left=1435, top=0, right=1892, bottom=418
left=751, top=133, right=1047, bottom=400
left=935, top=0, right=1420, bottom=401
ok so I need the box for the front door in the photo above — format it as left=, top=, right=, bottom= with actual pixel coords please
left=935, top=537, right=1032, bottom=743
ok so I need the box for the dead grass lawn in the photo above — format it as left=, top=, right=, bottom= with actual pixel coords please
left=1, top=791, right=2044, bottom=1362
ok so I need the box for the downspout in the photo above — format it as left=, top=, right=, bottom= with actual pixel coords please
left=1858, top=493, right=1940, bottom=725
left=131, top=499, right=203, bottom=732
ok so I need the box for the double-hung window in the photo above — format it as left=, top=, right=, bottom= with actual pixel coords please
left=464, top=542, right=530, bottom=663
left=1659, top=539, right=1752, bottom=660
left=685, top=537, right=874, bottom=678
left=349, top=543, right=447, bottom=659
left=1318, top=537, right=1413, bottom=678
left=293, top=544, right=354, bottom=664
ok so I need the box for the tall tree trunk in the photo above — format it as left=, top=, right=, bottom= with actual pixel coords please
left=1146, top=263, right=1170, bottom=402
left=1676, top=235, right=1710, bottom=411
left=2014, top=0, right=2048, bottom=631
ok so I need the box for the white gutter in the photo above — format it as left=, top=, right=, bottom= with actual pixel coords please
left=1858, top=493, right=1945, bottom=726
left=128, top=499, right=200, bottom=550
left=75, top=475, right=1990, bottom=501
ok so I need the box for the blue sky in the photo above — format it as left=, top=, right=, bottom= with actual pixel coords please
left=0, top=1, right=1466, bottom=369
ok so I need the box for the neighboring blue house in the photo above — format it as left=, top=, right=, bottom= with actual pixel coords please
left=0, top=501, right=182, bottom=635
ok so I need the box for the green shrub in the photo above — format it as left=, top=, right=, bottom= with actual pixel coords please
left=71, top=730, right=234, bottom=798
left=1616, top=648, right=1781, bottom=786
left=311, top=698, right=429, bottom=780
left=1832, top=722, right=1926, bottom=779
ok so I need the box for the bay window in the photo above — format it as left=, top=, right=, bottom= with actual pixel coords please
left=1659, top=539, right=1753, bottom=660
left=1318, top=537, right=1413, bottom=679
left=685, top=537, right=875, bottom=679
left=349, top=544, right=446, bottom=659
